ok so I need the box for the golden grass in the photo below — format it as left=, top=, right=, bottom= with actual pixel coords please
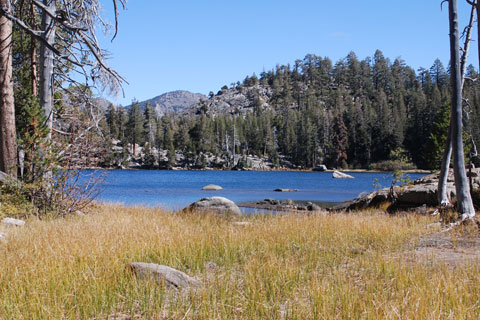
left=0, top=205, right=479, bottom=319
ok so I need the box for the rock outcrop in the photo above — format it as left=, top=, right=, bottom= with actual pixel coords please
left=184, top=84, right=273, bottom=117
left=239, top=198, right=324, bottom=212
left=134, top=90, right=207, bottom=117
left=333, top=171, right=354, bottom=179
left=129, top=262, right=201, bottom=289
left=334, top=168, right=480, bottom=211
left=184, top=196, right=242, bottom=215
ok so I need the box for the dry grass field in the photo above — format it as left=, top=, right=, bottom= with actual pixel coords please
left=0, top=205, right=479, bottom=319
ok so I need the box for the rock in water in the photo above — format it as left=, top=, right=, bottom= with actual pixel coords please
left=2, top=217, right=25, bottom=227
left=273, top=188, right=297, bottom=192
left=202, top=184, right=223, bottom=190
left=184, top=196, right=242, bottom=215
left=313, top=165, right=328, bottom=171
left=332, top=171, right=354, bottom=179
left=130, top=262, right=201, bottom=289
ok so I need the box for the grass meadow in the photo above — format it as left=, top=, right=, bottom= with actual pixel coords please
left=0, top=205, right=479, bottom=319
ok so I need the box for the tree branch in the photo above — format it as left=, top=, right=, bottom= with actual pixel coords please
left=0, top=8, right=63, bottom=56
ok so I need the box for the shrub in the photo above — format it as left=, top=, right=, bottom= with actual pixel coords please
left=369, top=160, right=417, bottom=171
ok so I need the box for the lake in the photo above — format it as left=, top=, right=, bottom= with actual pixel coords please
left=91, top=170, right=428, bottom=210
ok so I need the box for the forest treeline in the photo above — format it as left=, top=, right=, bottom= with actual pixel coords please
left=102, top=50, right=480, bottom=170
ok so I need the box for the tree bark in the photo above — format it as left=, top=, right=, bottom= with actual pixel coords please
left=0, top=0, right=17, bottom=177
left=438, top=124, right=453, bottom=205
left=39, top=0, right=56, bottom=141
left=448, top=0, right=475, bottom=219
left=438, top=2, right=475, bottom=206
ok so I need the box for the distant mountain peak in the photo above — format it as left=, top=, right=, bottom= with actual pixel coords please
left=135, top=90, right=207, bottom=116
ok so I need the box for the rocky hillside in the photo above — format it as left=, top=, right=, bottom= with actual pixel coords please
left=136, top=90, right=206, bottom=116
left=183, top=84, right=273, bottom=116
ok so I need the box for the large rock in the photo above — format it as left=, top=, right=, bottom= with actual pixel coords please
left=332, top=171, right=354, bottom=179
left=396, top=183, right=445, bottom=206
left=202, top=184, right=223, bottom=190
left=184, top=196, right=242, bottom=215
left=313, top=165, right=327, bottom=172
left=2, top=218, right=25, bottom=227
left=0, top=171, right=9, bottom=184
left=334, top=169, right=480, bottom=211
left=0, top=171, right=16, bottom=186
left=129, top=262, right=201, bottom=289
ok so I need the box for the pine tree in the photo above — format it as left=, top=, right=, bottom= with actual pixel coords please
left=105, top=104, right=119, bottom=138
left=126, top=101, right=145, bottom=154
left=143, top=102, right=156, bottom=147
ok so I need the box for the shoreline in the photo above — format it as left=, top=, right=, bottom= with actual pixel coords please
left=83, top=167, right=431, bottom=174
left=237, top=199, right=348, bottom=212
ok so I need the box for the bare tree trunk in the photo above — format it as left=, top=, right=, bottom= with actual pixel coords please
left=39, top=0, right=56, bottom=141
left=448, top=0, right=475, bottom=219
left=438, top=2, right=475, bottom=206
left=438, top=125, right=453, bottom=205
left=0, top=0, right=17, bottom=177
left=31, top=0, right=37, bottom=96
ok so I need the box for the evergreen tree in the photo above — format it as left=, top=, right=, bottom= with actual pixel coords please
left=126, top=101, right=144, bottom=154
left=143, top=102, right=156, bottom=146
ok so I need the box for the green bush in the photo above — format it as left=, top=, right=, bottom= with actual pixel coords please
left=369, top=160, right=417, bottom=171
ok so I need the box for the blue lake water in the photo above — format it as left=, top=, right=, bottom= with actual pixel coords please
left=91, top=170, right=428, bottom=210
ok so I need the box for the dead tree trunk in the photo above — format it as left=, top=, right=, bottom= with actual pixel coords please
left=448, top=0, right=475, bottom=219
left=0, top=0, right=17, bottom=177
left=39, top=0, right=56, bottom=142
left=438, top=2, right=475, bottom=205
left=30, top=0, right=38, bottom=96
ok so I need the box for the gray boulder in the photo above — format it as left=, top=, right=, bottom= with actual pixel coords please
left=274, top=188, right=298, bottom=192
left=129, top=262, right=201, bottom=289
left=2, top=217, right=25, bottom=227
left=333, top=171, right=354, bottom=179
left=306, top=203, right=322, bottom=211
left=396, top=183, right=444, bottom=206
left=185, top=196, right=242, bottom=215
left=202, top=184, right=223, bottom=190
left=0, top=171, right=9, bottom=184
left=313, top=165, right=327, bottom=171
left=232, top=221, right=251, bottom=226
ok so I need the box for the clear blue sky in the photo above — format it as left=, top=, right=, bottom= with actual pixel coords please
left=98, top=0, right=478, bottom=106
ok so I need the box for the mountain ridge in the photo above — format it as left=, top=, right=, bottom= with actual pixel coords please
left=132, top=90, right=207, bottom=116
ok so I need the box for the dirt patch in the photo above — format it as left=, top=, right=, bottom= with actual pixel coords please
left=413, top=222, right=480, bottom=267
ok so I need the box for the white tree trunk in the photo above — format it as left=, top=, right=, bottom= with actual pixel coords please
left=438, top=2, right=475, bottom=206
left=437, top=125, right=452, bottom=206
left=448, top=0, right=475, bottom=219
left=39, top=0, right=56, bottom=141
